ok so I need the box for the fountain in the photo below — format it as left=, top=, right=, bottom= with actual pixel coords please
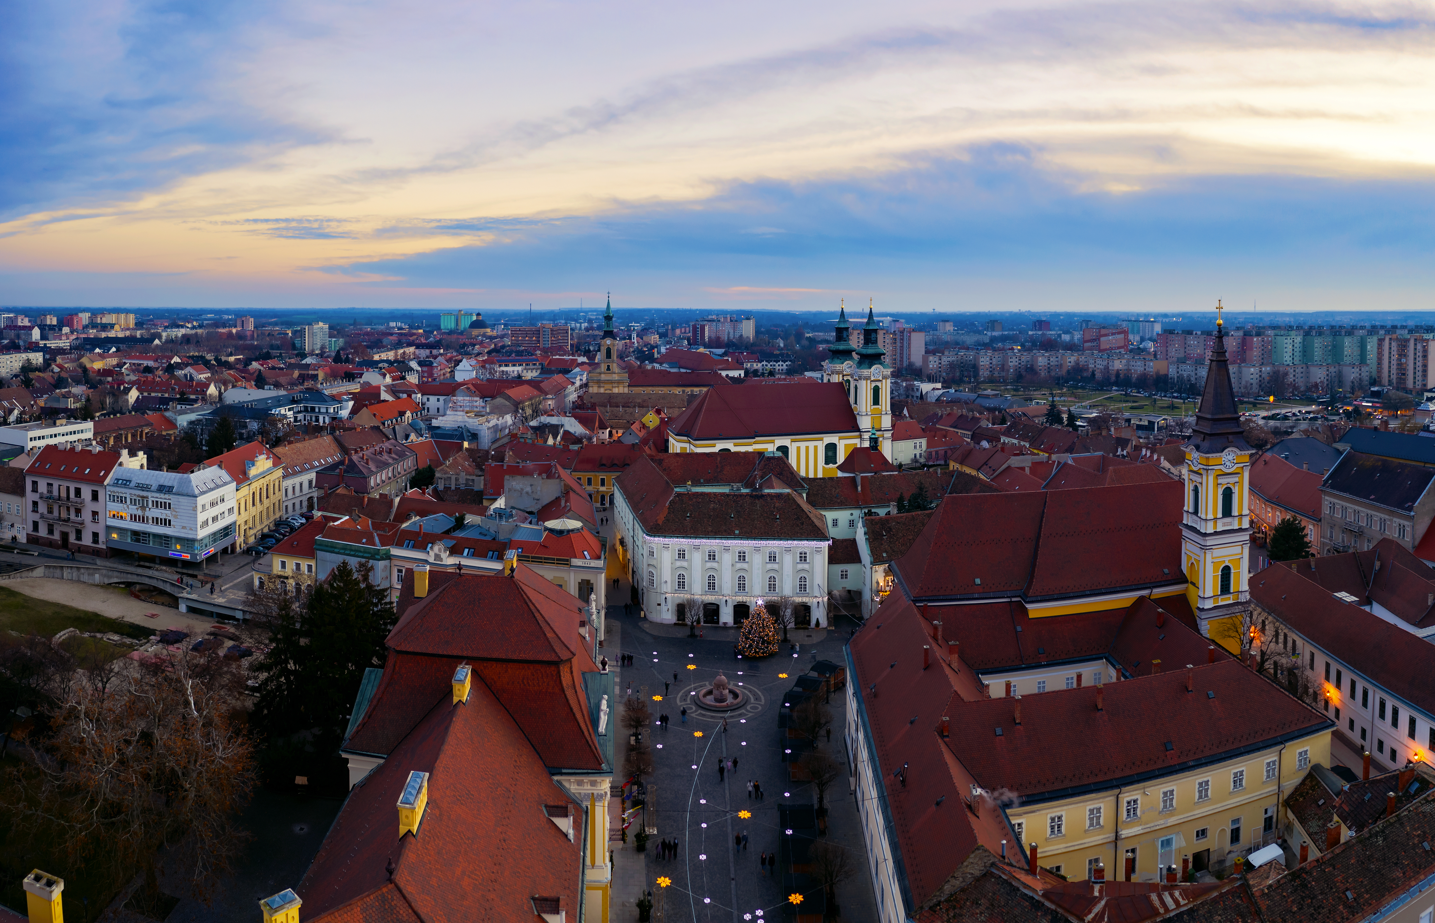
left=695, top=672, right=745, bottom=711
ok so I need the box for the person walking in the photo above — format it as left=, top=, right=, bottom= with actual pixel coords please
left=722, top=717, right=728, bottom=734
left=735, top=833, right=742, bottom=853
left=731, top=756, right=739, bottom=772
left=747, top=780, right=753, bottom=799
left=673, top=670, right=679, bottom=686
left=742, top=832, right=749, bottom=851
left=759, top=851, right=768, bottom=876
left=664, top=681, right=670, bottom=695
left=681, top=707, right=687, bottom=724
left=718, top=762, right=725, bottom=782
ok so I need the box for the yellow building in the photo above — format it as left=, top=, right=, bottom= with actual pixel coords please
left=252, top=518, right=324, bottom=593
left=203, top=440, right=284, bottom=551
left=587, top=295, right=629, bottom=394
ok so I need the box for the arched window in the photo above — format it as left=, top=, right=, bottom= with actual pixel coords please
left=647, top=569, right=655, bottom=588
left=767, top=574, right=778, bottom=593
left=605, top=347, right=612, bottom=360
left=824, top=443, right=837, bottom=466
left=706, top=573, right=717, bottom=592
left=736, top=574, right=747, bottom=593
left=1220, top=564, right=1232, bottom=595
left=798, top=575, right=808, bottom=593
left=872, top=384, right=881, bottom=409
left=675, top=572, right=687, bottom=591
left=1221, top=486, right=1234, bottom=518
left=776, top=445, right=789, bottom=459
left=1191, top=483, right=1200, bottom=513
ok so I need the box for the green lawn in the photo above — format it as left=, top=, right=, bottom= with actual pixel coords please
left=0, top=587, right=150, bottom=641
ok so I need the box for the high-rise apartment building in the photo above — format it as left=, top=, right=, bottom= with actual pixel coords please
left=878, top=327, right=926, bottom=369
left=301, top=323, right=330, bottom=353
left=509, top=323, right=572, bottom=352
left=237, top=316, right=255, bottom=331
left=691, top=315, right=755, bottom=346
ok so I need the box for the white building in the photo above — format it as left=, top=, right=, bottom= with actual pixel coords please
left=0, top=351, right=44, bottom=378
left=612, top=452, right=832, bottom=628
left=272, top=435, right=343, bottom=515
left=0, top=419, right=95, bottom=451
left=105, top=467, right=238, bottom=563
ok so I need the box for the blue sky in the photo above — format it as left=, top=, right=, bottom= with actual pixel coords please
left=2, top=0, right=1434, bottom=311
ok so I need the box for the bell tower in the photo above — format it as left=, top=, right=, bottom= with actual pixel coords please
left=588, top=293, right=629, bottom=394
left=1182, top=302, right=1252, bottom=646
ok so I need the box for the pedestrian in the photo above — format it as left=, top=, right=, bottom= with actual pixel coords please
left=735, top=833, right=742, bottom=852
left=625, top=681, right=633, bottom=697
left=681, top=707, right=687, bottom=723
left=732, top=756, right=738, bottom=772
left=747, top=780, right=753, bottom=799
left=722, top=717, right=728, bottom=733
left=759, top=851, right=768, bottom=875
left=718, top=762, right=725, bottom=781
left=742, top=832, right=749, bottom=850
left=673, top=670, right=678, bottom=686
left=664, top=681, right=670, bottom=695
left=826, top=727, right=832, bottom=743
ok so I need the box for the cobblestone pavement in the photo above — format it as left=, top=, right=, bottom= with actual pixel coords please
left=609, top=606, right=876, bottom=923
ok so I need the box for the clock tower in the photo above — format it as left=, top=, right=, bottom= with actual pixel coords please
left=588, top=293, right=629, bottom=394
left=1182, top=303, right=1252, bottom=644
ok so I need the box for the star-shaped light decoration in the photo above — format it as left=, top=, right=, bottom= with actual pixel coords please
left=789, top=893, right=804, bottom=905
left=652, top=695, right=663, bottom=701
left=738, top=810, right=752, bottom=819
left=778, top=673, right=788, bottom=678
left=694, top=730, right=704, bottom=737
left=686, top=664, right=697, bottom=670
left=657, top=877, right=672, bottom=888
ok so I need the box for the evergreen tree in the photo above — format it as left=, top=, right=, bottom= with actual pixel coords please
left=1268, top=516, right=1314, bottom=561
left=254, top=370, right=268, bottom=389
left=895, top=493, right=908, bottom=514
left=1043, top=401, right=1063, bottom=426
left=206, top=415, right=237, bottom=457
left=252, top=561, right=396, bottom=782
left=1066, top=408, right=1079, bottom=431
left=907, top=481, right=931, bottom=511
left=736, top=601, right=781, bottom=658
left=410, top=464, right=436, bottom=490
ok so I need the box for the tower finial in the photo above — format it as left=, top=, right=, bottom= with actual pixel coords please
left=1216, top=299, right=1223, bottom=328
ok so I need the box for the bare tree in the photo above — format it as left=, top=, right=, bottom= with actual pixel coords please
left=14, top=645, right=256, bottom=908
left=776, top=596, right=796, bottom=642
left=810, top=840, right=853, bottom=920
left=801, top=748, right=842, bottom=814
left=792, top=697, right=832, bottom=750
left=681, top=595, right=703, bottom=637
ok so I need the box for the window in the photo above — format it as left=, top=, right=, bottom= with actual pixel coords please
left=1087, top=857, right=1102, bottom=880
left=798, top=551, right=809, bottom=563
left=1336, top=668, right=1342, bottom=688
left=1362, top=686, right=1368, bottom=708
left=1380, top=697, right=1387, bottom=720
left=1086, top=806, right=1102, bottom=830
left=767, top=550, right=778, bottom=563
left=795, top=574, right=808, bottom=593
left=1048, top=813, right=1064, bottom=838
left=91, top=532, right=98, bottom=545
left=839, top=568, right=848, bottom=580
left=1231, top=769, right=1245, bottom=792
left=824, top=443, right=837, bottom=466
left=1196, top=779, right=1211, bottom=802
left=776, top=445, right=788, bottom=459
left=1036, top=680, right=1047, bottom=693
left=831, top=518, right=839, bottom=527
left=1324, top=661, right=1331, bottom=681
left=847, top=516, right=855, bottom=528
left=279, top=560, right=287, bottom=571
left=1411, top=716, right=1418, bottom=741
left=1229, top=817, right=1242, bottom=846
left=767, top=575, right=777, bottom=593
left=675, top=573, right=687, bottom=591
left=1065, top=676, right=1075, bottom=689
left=1093, top=671, right=1102, bottom=686
left=648, top=547, right=654, bottom=558
left=1161, top=788, right=1175, bottom=813
left=706, top=549, right=717, bottom=562
left=1220, top=564, right=1232, bottom=595
left=306, top=563, right=313, bottom=574
left=706, top=573, right=717, bottom=592
left=1221, top=485, right=1234, bottom=517
left=737, top=550, right=747, bottom=563
left=647, top=570, right=655, bottom=588
left=1194, top=827, right=1208, bottom=842
left=677, top=548, right=686, bottom=560
left=1124, top=797, right=1140, bottom=822
left=1394, top=705, right=1401, bottom=727
left=872, top=384, right=881, bottom=409
left=1191, top=483, right=1200, bottom=512
left=736, top=575, right=747, bottom=593
left=1264, top=758, right=1278, bottom=782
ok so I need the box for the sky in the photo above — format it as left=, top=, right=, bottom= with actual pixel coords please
left=2, top=0, right=1434, bottom=313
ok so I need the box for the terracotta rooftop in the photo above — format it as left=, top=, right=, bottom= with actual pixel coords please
left=668, top=380, right=859, bottom=440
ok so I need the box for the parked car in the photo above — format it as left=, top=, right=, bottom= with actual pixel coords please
left=246, top=545, right=267, bottom=556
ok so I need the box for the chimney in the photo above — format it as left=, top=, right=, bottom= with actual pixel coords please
left=1387, top=791, right=1398, bottom=819
left=1325, top=820, right=1341, bottom=851
left=1363, top=751, right=1372, bottom=781
left=1304, top=462, right=1309, bottom=471
left=1182, top=854, right=1190, bottom=879
left=1075, top=672, right=1082, bottom=688
left=948, top=640, right=960, bottom=661
left=1096, top=688, right=1104, bottom=712
left=1124, top=854, right=1135, bottom=882
left=940, top=716, right=949, bottom=738
left=1299, top=843, right=1309, bottom=865
left=452, top=664, right=472, bottom=705
left=1013, top=697, right=1022, bottom=725
left=259, top=889, right=301, bottom=923
left=1208, top=645, right=1217, bottom=664
left=1028, top=843, right=1038, bottom=875
left=1151, top=659, right=1162, bottom=675
left=1400, top=766, right=1416, bottom=792
left=23, top=871, right=65, bottom=923
left=1186, top=668, right=1194, bottom=692
left=1000, top=839, right=1007, bottom=860
left=397, top=770, right=430, bottom=838
left=1156, top=608, right=1165, bottom=628
left=1092, top=862, right=1105, bottom=882
left=923, top=645, right=931, bottom=670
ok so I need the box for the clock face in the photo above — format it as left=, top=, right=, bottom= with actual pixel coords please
left=1221, top=448, right=1237, bottom=471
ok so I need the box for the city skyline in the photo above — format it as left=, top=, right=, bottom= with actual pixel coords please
left=3, top=1, right=1435, bottom=311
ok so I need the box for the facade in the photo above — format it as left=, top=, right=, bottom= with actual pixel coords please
left=291, top=390, right=351, bottom=425
left=25, top=445, right=123, bottom=555
left=105, top=466, right=236, bottom=562
left=690, top=314, right=755, bottom=346
left=327, top=439, right=418, bottom=497
left=201, top=441, right=284, bottom=550
left=823, top=302, right=894, bottom=457
left=510, top=323, right=573, bottom=352
left=439, top=310, right=475, bottom=331
left=571, top=442, right=640, bottom=511
left=252, top=518, right=324, bottom=593
left=1249, top=452, right=1322, bottom=548
left=1320, top=452, right=1435, bottom=554
left=272, top=434, right=343, bottom=515
left=889, top=420, right=926, bottom=465
left=0, top=467, right=23, bottom=543
left=586, top=297, right=630, bottom=394
left=300, top=322, right=330, bottom=353
left=0, top=420, right=95, bottom=451
left=0, top=351, right=43, bottom=378
left=1181, top=311, right=1254, bottom=642
left=613, top=453, right=832, bottom=627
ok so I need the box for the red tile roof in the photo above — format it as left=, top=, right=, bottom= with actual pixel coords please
left=990, top=468, right=1045, bottom=492
left=836, top=447, right=898, bottom=475
left=1250, top=453, right=1323, bottom=520
left=627, top=368, right=731, bottom=389
left=204, top=440, right=281, bottom=487
left=300, top=676, right=583, bottom=922
left=269, top=518, right=326, bottom=559
left=26, top=444, right=121, bottom=484
left=668, top=380, right=858, bottom=440
left=892, top=420, right=925, bottom=442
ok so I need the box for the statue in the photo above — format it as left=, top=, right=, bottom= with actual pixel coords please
left=711, top=673, right=730, bottom=703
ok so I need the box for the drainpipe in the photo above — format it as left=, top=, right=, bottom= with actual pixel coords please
left=1112, top=782, right=1124, bottom=881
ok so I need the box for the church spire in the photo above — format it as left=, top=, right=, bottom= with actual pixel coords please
left=1190, top=301, right=1247, bottom=454
left=855, top=298, right=886, bottom=369
left=829, top=299, right=855, bottom=362
left=602, top=292, right=614, bottom=338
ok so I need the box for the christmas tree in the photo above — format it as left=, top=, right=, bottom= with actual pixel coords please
left=737, top=601, right=781, bottom=658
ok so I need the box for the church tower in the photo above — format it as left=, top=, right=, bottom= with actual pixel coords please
left=587, top=294, right=629, bottom=394
left=824, top=300, right=891, bottom=456
left=1182, top=303, right=1252, bottom=644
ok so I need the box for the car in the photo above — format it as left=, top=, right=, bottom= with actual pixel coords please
left=246, top=545, right=266, bottom=556
left=283, top=517, right=306, bottom=527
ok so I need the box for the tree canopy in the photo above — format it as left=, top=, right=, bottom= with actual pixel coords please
left=1268, top=516, right=1314, bottom=561
left=205, top=416, right=237, bottom=458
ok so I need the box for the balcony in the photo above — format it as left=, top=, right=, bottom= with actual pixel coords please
left=36, top=506, right=86, bottom=524
left=36, top=492, right=85, bottom=505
